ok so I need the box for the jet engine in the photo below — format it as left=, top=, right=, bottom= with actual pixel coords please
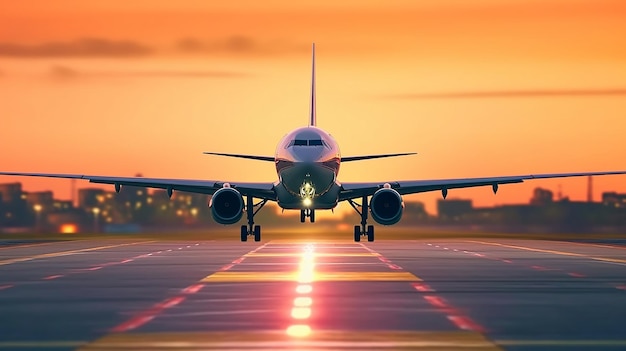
left=209, top=187, right=244, bottom=225
left=370, top=188, right=404, bottom=225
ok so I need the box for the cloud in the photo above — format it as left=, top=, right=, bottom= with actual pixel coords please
left=0, top=36, right=306, bottom=59
left=49, top=65, right=248, bottom=80
left=50, top=65, right=80, bottom=79
left=0, top=36, right=306, bottom=58
left=384, top=89, right=626, bottom=99
left=0, top=38, right=152, bottom=58
left=176, top=36, right=307, bottom=55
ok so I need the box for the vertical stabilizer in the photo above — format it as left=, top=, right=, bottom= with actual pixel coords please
left=309, top=43, right=316, bottom=126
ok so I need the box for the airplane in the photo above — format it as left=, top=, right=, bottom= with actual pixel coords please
left=2, top=43, right=626, bottom=243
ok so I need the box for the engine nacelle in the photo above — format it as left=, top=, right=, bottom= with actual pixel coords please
left=370, top=188, right=404, bottom=225
left=209, top=187, right=244, bottom=225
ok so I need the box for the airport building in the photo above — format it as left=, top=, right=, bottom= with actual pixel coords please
left=0, top=183, right=23, bottom=203
left=437, top=199, right=473, bottom=221
left=602, top=192, right=626, bottom=208
left=24, top=191, right=54, bottom=210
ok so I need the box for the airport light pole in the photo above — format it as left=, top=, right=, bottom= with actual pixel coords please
left=92, top=207, right=100, bottom=233
left=33, top=204, right=42, bottom=233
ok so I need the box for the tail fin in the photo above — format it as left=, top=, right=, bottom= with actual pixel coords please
left=309, top=43, right=316, bottom=127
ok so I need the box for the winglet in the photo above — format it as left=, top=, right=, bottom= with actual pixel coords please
left=309, top=43, right=316, bottom=127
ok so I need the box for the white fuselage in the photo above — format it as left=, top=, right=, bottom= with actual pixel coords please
left=274, top=126, right=342, bottom=210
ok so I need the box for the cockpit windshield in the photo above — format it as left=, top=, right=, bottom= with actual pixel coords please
left=288, top=139, right=328, bottom=147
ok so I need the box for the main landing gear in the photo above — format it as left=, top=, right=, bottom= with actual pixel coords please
left=348, top=196, right=374, bottom=242
left=240, top=196, right=267, bottom=242
left=300, top=209, right=315, bottom=223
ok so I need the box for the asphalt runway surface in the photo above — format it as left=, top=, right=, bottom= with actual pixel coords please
left=1, top=236, right=626, bottom=350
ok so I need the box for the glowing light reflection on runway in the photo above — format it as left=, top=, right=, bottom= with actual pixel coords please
left=294, top=297, right=313, bottom=307
left=286, top=243, right=315, bottom=337
left=296, top=284, right=313, bottom=294
left=286, top=324, right=311, bottom=337
left=291, top=307, right=312, bottom=319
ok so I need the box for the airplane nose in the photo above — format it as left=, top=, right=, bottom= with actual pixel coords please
left=292, top=148, right=324, bottom=162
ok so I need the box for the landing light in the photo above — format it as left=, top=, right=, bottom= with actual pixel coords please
left=303, top=198, right=312, bottom=207
left=300, top=182, right=315, bottom=197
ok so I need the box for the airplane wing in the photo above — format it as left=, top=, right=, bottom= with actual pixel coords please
left=339, top=171, right=626, bottom=201
left=0, top=172, right=277, bottom=200
left=341, top=153, right=416, bottom=162
left=203, top=152, right=275, bottom=162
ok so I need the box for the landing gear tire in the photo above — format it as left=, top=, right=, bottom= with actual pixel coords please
left=301, top=209, right=315, bottom=223
left=367, top=225, right=374, bottom=242
left=240, top=225, right=248, bottom=242
left=354, top=225, right=361, bottom=242
left=242, top=196, right=267, bottom=242
left=349, top=196, right=375, bottom=242
left=253, top=225, right=261, bottom=242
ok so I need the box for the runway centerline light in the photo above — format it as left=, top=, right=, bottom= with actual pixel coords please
left=296, top=284, right=313, bottom=294
left=291, top=307, right=312, bottom=319
left=286, top=324, right=311, bottom=337
left=289, top=244, right=315, bottom=336
left=294, top=297, right=313, bottom=307
left=298, top=269, right=314, bottom=283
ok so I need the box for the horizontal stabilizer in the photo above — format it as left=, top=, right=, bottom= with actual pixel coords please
left=203, top=152, right=275, bottom=162
left=342, top=153, right=416, bottom=162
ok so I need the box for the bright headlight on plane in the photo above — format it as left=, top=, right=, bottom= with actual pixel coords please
left=303, top=198, right=312, bottom=207
left=300, top=182, right=315, bottom=198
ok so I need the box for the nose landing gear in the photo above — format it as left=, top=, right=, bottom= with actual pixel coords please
left=240, top=195, right=267, bottom=242
left=300, top=208, right=315, bottom=223
left=348, top=196, right=375, bottom=242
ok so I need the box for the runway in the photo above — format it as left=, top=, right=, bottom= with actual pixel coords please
left=1, top=237, right=626, bottom=350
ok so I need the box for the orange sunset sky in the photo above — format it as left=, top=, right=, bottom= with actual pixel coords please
left=1, top=0, right=626, bottom=216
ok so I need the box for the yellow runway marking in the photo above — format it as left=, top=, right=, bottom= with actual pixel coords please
left=268, top=240, right=359, bottom=244
left=202, top=271, right=420, bottom=282
left=562, top=241, right=626, bottom=251
left=468, top=240, right=626, bottom=264
left=0, top=241, right=154, bottom=266
left=78, top=331, right=501, bottom=350
left=245, top=252, right=378, bottom=257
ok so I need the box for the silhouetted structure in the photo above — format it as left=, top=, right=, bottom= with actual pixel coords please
left=587, top=176, right=593, bottom=202
left=602, top=192, right=626, bottom=208
left=438, top=199, right=472, bottom=221
left=530, top=188, right=553, bottom=206
left=78, top=188, right=106, bottom=209
left=0, top=183, right=23, bottom=203
left=25, top=191, right=54, bottom=210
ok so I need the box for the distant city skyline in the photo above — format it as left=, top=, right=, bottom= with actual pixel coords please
left=2, top=179, right=625, bottom=235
